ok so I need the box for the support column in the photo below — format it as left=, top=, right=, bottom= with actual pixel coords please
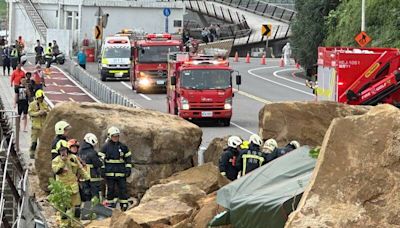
left=8, top=1, right=14, bottom=44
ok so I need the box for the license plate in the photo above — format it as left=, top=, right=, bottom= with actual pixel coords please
left=115, top=72, right=123, bottom=77
left=201, top=111, right=213, bottom=117
left=156, top=80, right=165, bottom=85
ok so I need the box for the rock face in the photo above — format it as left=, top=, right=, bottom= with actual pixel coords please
left=36, top=102, right=202, bottom=195
left=203, top=137, right=228, bottom=166
left=259, top=101, right=369, bottom=147
left=286, top=104, right=400, bottom=227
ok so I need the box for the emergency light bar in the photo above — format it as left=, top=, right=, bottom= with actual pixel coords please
left=146, top=34, right=172, bottom=40
left=107, top=39, right=128, bottom=44
left=184, top=59, right=228, bottom=66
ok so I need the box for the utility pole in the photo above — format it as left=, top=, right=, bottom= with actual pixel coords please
left=361, top=0, right=366, bottom=31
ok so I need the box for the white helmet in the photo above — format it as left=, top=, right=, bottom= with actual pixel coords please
left=55, top=120, right=71, bottom=135
left=249, top=134, right=263, bottom=147
left=108, top=126, right=120, bottom=137
left=263, top=138, right=278, bottom=152
left=84, top=133, right=98, bottom=146
left=227, top=136, right=243, bottom=148
left=289, top=140, right=300, bottom=149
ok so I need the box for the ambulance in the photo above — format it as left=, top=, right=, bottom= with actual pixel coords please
left=99, top=36, right=132, bottom=81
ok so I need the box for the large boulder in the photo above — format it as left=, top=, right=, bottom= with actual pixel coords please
left=259, top=101, right=369, bottom=147
left=159, top=162, right=229, bottom=194
left=286, top=104, right=400, bottom=227
left=203, top=137, right=228, bottom=166
left=36, top=102, right=202, bottom=195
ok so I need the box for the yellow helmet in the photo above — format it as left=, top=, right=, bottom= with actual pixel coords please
left=35, top=89, right=44, bottom=99
left=56, top=140, right=69, bottom=152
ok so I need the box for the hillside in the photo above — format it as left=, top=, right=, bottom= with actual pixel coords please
left=324, top=0, right=400, bottom=48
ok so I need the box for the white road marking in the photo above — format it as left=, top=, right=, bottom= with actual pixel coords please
left=230, top=122, right=256, bottom=135
left=248, top=67, right=314, bottom=97
left=273, top=68, right=306, bottom=86
left=120, top=82, right=152, bottom=101
left=53, top=65, right=102, bottom=103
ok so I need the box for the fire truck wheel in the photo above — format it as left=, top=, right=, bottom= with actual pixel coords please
left=222, top=118, right=231, bottom=127
left=101, top=74, right=107, bottom=81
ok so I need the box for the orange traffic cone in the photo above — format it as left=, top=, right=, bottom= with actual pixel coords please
left=234, top=52, right=239, bottom=62
left=279, top=57, right=284, bottom=67
left=261, top=54, right=266, bottom=65
left=245, top=53, right=250, bottom=63
left=44, top=67, right=51, bottom=75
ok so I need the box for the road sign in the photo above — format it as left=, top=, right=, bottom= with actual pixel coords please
left=355, top=31, right=371, bottom=47
left=262, top=24, right=272, bottom=37
left=163, top=8, right=171, bottom=17
left=95, top=25, right=102, bottom=40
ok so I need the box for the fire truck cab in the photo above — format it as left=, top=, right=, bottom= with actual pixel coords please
left=131, top=33, right=183, bottom=93
left=167, top=52, right=241, bottom=126
left=317, top=47, right=400, bottom=106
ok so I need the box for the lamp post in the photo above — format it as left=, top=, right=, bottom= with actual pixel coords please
left=361, top=0, right=365, bottom=32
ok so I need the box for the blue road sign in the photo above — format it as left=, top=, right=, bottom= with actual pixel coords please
left=163, top=8, right=171, bottom=17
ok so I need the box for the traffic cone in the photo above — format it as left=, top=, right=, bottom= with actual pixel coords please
left=279, top=57, right=285, bottom=67
left=245, top=52, right=250, bottom=63
left=261, top=54, right=266, bottom=65
left=44, top=67, right=51, bottom=75
left=234, top=52, right=239, bottom=62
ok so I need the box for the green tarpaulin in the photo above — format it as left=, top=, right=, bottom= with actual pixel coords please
left=212, top=146, right=316, bottom=228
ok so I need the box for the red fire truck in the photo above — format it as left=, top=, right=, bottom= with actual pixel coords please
left=316, top=47, right=400, bottom=106
left=130, top=34, right=183, bottom=93
left=167, top=53, right=241, bottom=126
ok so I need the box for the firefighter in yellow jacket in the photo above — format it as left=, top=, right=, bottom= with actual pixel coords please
left=28, top=89, right=50, bottom=159
left=52, top=140, right=90, bottom=227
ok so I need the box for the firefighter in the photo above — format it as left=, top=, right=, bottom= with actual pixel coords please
left=51, top=120, right=71, bottom=160
left=45, top=42, right=53, bottom=68
left=28, top=89, right=50, bottom=159
left=262, top=138, right=278, bottom=154
left=79, top=133, right=104, bottom=203
left=275, top=140, right=300, bottom=157
left=219, top=136, right=242, bottom=181
left=99, top=126, right=132, bottom=211
left=236, top=134, right=265, bottom=176
left=52, top=140, right=89, bottom=227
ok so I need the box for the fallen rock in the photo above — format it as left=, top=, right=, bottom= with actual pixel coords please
left=141, top=181, right=206, bottom=207
left=85, top=218, right=110, bottom=228
left=36, top=102, right=202, bottom=196
left=286, top=104, right=400, bottom=227
left=203, top=137, right=228, bottom=166
left=110, top=210, right=141, bottom=228
left=126, top=198, right=194, bottom=226
left=159, top=162, right=229, bottom=194
left=259, top=101, right=369, bottom=147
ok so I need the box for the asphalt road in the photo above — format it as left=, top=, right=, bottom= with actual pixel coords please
left=78, top=57, right=315, bottom=148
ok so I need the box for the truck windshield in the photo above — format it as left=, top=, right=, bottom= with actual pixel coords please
left=138, top=46, right=180, bottom=63
left=103, top=47, right=131, bottom=58
left=181, top=70, right=231, bottom=90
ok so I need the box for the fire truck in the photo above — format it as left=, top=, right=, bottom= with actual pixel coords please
left=130, top=34, right=183, bottom=93
left=167, top=52, right=241, bottom=126
left=316, top=47, right=400, bottom=106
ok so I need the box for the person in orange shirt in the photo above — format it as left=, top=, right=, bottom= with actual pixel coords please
left=10, top=64, right=25, bottom=87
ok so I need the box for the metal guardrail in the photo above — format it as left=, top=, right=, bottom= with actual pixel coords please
left=233, top=23, right=290, bottom=46
left=65, top=62, right=139, bottom=108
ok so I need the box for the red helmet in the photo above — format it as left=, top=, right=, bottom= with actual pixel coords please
left=67, top=139, right=80, bottom=151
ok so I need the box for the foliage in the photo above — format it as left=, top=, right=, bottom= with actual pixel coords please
left=290, top=0, right=340, bottom=71
left=0, top=0, right=6, bottom=20
left=48, top=179, right=73, bottom=213
left=324, top=0, right=400, bottom=48
left=309, top=147, right=321, bottom=159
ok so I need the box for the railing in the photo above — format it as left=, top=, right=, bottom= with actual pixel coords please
left=233, top=23, right=290, bottom=46
left=19, top=0, right=48, bottom=39
left=65, top=61, right=139, bottom=108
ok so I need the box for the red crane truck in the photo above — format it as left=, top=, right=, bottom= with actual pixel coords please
left=130, top=34, right=183, bottom=93
left=316, top=47, right=400, bottom=106
left=166, top=52, right=241, bottom=126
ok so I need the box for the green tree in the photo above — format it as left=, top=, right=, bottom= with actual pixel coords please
left=325, top=0, right=400, bottom=48
left=290, top=0, right=340, bottom=74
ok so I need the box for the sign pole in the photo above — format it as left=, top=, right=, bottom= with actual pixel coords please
left=165, top=17, right=169, bottom=33
left=361, top=0, right=366, bottom=32
left=265, top=37, right=269, bottom=57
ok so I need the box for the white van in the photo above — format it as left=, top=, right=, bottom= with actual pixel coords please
left=100, top=36, right=131, bottom=81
